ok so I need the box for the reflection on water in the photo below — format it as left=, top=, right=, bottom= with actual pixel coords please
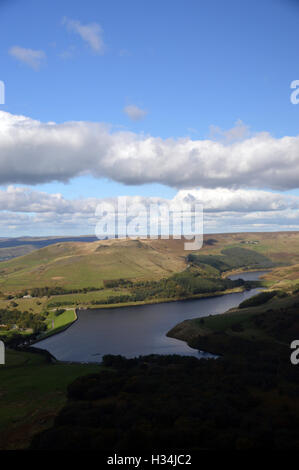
left=228, top=270, right=269, bottom=281
left=36, top=272, right=266, bottom=362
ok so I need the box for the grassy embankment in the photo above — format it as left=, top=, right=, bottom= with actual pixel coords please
left=40, top=308, right=77, bottom=339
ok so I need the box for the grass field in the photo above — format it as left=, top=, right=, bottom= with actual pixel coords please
left=41, top=309, right=77, bottom=339
left=1, top=232, right=299, bottom=294
left=0, top=288, right=131, bottom=315
left=0, top=349, right=101, bottom=450
left=0, top=296, right=48, bottom=313
left=45, top=288, right=130, bottom=307
left=0, top=233, right=297, bottom=289
left=261, top=264, right=299, bottom=290
left=0, top=238, right=187, bottom=291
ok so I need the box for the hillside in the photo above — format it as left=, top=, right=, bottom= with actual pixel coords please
left=167, top=287, right=299, bottom=357
left=30, top=295, right=299, bottom=451
left=0, top=238, right=187, bottom=291
left=0, top=236, right=99, bottom=261
left=0, top=349, right=100, bottom=450
left=2, top=232, right=299, bottom=450
left=1, top=231, right=299, bottom=293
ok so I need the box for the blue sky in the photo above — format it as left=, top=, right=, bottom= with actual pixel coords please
left=0, top=0, right=299, bottom=236
left=1, top=0, right=298, bottom=137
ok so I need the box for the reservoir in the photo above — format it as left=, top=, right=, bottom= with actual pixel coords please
left=228, top=270, right=269, bottom=281
left=35, top=271, right=267, bottom=362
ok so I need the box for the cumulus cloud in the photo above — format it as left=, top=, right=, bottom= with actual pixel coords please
left=0, top=186, right=97, bottom=214
left=1, top=111, right=299, bottom=190
left=2, top=186, right=297, bottom=214
left=62, top=18, right=105, bottom=53
left=174, top=188, right=297, bottom=212
left=1, top=186, right=299, bottom=236
left=9, top=46, right=46, bottom=70
left=124, top=105, right=148, bottom=121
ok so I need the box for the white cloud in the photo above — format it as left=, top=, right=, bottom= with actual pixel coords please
left=0, top=186, right=299, bottom=236
left=2, top=186, right=296, bottom=214
left=9, top=46, right=46, bottom=70
left=62, top=18, right=105, bottom=53
left=174, top=188, right=297, bottom=212
left=124, top=105, right=147, bottom=121
left=2, top=111, right=299, bottom=190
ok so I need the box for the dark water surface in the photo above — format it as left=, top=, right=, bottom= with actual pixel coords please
left=228, top=270, right=269, bottom=281
left=36, top=272, right=266, bottom=362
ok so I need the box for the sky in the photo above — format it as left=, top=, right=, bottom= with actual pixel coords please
left=1, top=0, right=299, bottom=236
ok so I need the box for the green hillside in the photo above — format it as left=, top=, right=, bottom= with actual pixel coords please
left=0, top=238, right=186, bottom=291
left=0, top=349, right=100, bottom=450
left=1, top=231, right=299, bottom=299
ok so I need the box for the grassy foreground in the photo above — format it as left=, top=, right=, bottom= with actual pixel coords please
left=0, top=348, right=100, bottom=450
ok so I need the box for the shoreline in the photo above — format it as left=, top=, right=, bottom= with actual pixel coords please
left=32, top=285, right=262, bottom=363
left=76, top=286, right=250, bottom=311
left=32, top=287, right=246, bottom=349
left=32, top=274, right=265, bottom=346
left=32, top=308, right=78, bottom=344
left=222, top=267, right=271, bottom=279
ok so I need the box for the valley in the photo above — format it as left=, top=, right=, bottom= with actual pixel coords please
left=1, top=232, right=299, bottom=449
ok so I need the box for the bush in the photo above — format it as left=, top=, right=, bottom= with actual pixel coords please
left=55, top=308, right=66, bottom=316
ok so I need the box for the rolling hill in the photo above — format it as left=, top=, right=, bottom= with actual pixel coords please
left=1, top=231, right=299, bottom=293
left=0, top=238, right=187, bottom=291
left=0, top=236, right=99, bottom=261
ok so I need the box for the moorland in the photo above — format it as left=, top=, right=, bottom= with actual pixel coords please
left=1, top=231, right=299, bottom=449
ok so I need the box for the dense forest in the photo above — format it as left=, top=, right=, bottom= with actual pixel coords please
left=30, top=288, right=299, bottom=451
left=30, top=344, right=299, bottom=450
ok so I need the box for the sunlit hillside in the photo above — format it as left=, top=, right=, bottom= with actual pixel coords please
left=1, top=232, right=299, bottom=292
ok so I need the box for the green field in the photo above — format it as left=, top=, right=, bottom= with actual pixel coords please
left=40, top=309, right=77, bottom=339
left=0, top=238, right=187, bottom=291
left=0, top=349, right=101, bottom=450
left=45, top=288, right=130, bottom=307
left=1, top=232, right=299, bottom=294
